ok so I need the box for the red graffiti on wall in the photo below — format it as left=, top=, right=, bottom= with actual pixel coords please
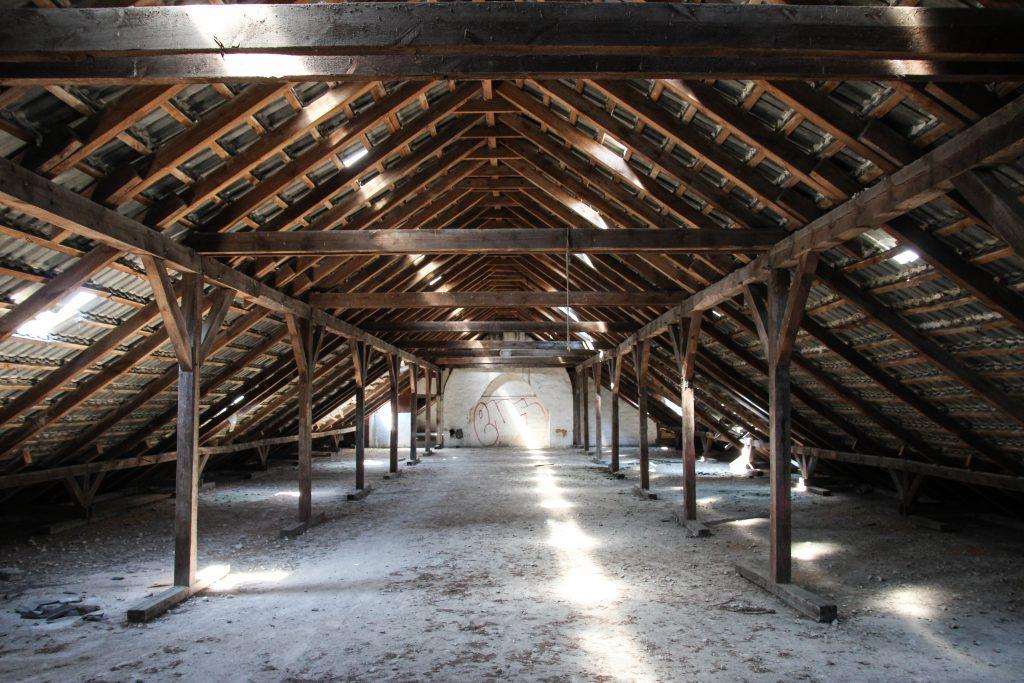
left=472, top=397, right=549, bottom=446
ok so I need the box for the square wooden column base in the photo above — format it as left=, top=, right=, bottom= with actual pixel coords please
left=126, top=564, right=230, bottom=623
left=736, top=562, right=837, bottom=623
left=671, top=509, right=711, bottom=537
left=346, top=485, right=373, bottom=501
left=632, top=485, right=658, bottom=501
left=279, top=512, right=328, bottom=539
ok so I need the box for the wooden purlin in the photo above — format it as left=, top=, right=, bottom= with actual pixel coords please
left=575, top=94, right=1024, bottom=370
left=0, top=157, right=439, bottom=374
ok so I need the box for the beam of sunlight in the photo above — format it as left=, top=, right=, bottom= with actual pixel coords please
left=533, top=460, right=655, bottom=681
left=210, top=569, right=290, bottom=593
left=791, top=541, right=836, bottom=562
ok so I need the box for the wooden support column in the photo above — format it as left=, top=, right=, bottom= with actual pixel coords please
left=670, top=311, right=705, bottom=534
left=609, top=355, right=623, bottom=473
left=737, top=253, right=836, bottom=622
left=634, top=339, right=655, bottom=499
left=129, top=261, right=232, bottom=622
left=408, top=363, right=419, bottom=464
left=423, top=366, right=433, bottom=455
left=592, top=362, right=603, bottom=463
left=285, top=313, right=321, bottom=526
left=348, top=339, right=371, bottom=499
left=436, top=369, right=445, bottom=449
left=570, top=369, right=580, bottom=447
left=581, top=367, right=590, bottom=453
left=387, top=353, right=400, bottom=474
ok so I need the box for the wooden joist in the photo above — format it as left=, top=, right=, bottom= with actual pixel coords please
left=2, top=5, right=1022, bottom=84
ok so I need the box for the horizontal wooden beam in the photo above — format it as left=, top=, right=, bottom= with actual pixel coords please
left=8, top=5, right=1018, bottom=60
left=361, top=320, right=636, bottom=333
left=190, top=227, right=784, bottom=256
left=0, top=157, right=438, bottom=372
left=0, top=428, right=354, bottom=490
left=311, top=291, right=684, bottom=309
left=2, top=5, right=1022, bottom=84
left=421, top=348, right=595, bottom=359
left=794, top=447, right=1024, bottom=494
left=576, top=93, right=1024, bottom=369
left=403, top=340, right=611, bottom=351
left=436, top=357, right=577, bottom=367
left=6, top=56, right=1020, bottom=86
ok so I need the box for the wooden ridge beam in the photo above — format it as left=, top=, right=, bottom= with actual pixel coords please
left=191, top=227, right=784, bottom=256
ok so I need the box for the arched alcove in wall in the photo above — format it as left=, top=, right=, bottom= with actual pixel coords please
left=470, top=373, right=551, bottom=448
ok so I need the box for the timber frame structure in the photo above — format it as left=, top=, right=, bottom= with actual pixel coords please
left=0, top=2, right=1023, bottom=621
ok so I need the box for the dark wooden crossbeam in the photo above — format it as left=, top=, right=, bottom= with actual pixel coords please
left=402, top=340, right=612, bottom=351
left=360, top=321, right=635, bottom=333
left=2, top=4, right=1022, bottom=84
left=310, top=291, right=684, bottom=308
left=189, top=227, right=784, bottom=256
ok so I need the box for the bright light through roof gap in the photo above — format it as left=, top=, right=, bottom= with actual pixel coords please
left=17, top=290, right=96, bottom=339
left=892, top=249, right=920, bottom=265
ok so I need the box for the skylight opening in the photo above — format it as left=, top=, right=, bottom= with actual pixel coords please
left=428, top=275, right=442, bottom=287
left=556, top=306, right=580, bottom=322
left=574, top=253, right=597, bottom=270
left=891, top=249, right=920, bottom=265
left=342, top=146, right=369, bottom=168
left=17, top=290, right=96, bottom=339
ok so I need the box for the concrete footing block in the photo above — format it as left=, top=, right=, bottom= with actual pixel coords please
left=126, top=564, right=230, bottom=623
left=735, top=562, right=837, bottom=623
left=382, top=470, right=403, bottom=480
left=632, top=485, right=658, bottom=501
left=671, top=509, right=711, bottom=537
left=346, top=486, right=373, bottom=501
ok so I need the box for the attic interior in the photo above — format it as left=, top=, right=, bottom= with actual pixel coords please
left=0, top=2, right=1023, bottom=680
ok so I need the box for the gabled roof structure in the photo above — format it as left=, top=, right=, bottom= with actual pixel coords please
left=0, top=1, right=1022, bottom=525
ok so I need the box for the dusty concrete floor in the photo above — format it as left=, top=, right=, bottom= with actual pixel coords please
left=1, top=447, right=1023, bottom=682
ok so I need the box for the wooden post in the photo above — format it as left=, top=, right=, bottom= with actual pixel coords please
left=141, top=259, right=207, bottom=588
left=670, top=312, right=703, bottom=522
left=581, top=367, right=590, bottom=453
left=350, top=339, right=368, bottom=491
left=423, top=366, right=433, bottom=454
left=286, top=314, right=319, bottom=524
left=634, top=339, right=651, bottom=492
left=408, top=363, right=419, bottom=464
left=387, top=353, right=400, bottom=474
left=435, top=369, right=444, bottom=449
left=592, top=361, right=603, bottom=462
left=610, top=355, right=623, bottom=473
left=570, top=370, right=580, bottom=447
left=744, top=253, right=819, bottom=584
